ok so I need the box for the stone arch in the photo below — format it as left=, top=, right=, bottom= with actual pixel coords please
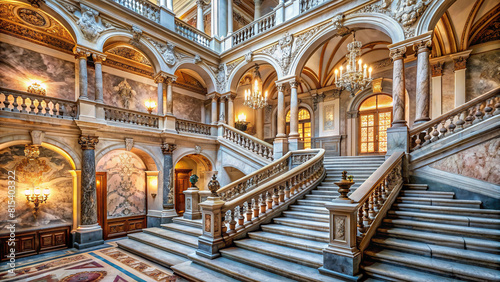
left=95, top=143, right=160, bottom=172
left=415, top=0, right=457, bottom=36
left=41, top=1, right=81, bottom=44
left=171, top=61, right=217, bottom=93
left=289, top=13, right=405, bottom=78
left=227, top=55, right=282, bottom=93
left=348, top=78, right=394, bottom=113
left=173, top=149, right=215, bottom=172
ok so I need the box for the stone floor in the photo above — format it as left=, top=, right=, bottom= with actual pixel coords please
left=0, top=238, right=186, bottom=282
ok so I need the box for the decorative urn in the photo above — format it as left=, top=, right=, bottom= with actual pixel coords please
left=334, top=171, right=355, bottom=201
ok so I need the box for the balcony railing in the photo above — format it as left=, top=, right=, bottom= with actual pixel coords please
left=104, top=105, right=160, bottom=128
left=232, top=10, right=277, bottom=46
left=175, top=119, right=214, bottom=135
left=175, top=18, right=211, bottom=48
left=0, top=88, right=77, bottom=119
left=112, top=0, right=160, bottom=23
left=221, top=124, right=273, bottom=160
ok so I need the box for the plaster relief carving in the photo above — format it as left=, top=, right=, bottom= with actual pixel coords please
left=194, top=54, right=202, bottom=64
left=195, top=145, right=202, bottom=154
left=30, top=130, right=44, bottom=145
left=213, top=64, right=227, bottom=92
left=245, top=51, right=252, bottom=63
left=335, top=216, right=346, bottom=241
left=278, top=32, right=293, bottom=75
left=77, top=4, right=104, bottom=42
left=114, top=79, right=136, bottom=109
left=147, top=37, right=177, bottom=66
left=125, top=138, right=134, bottom=151
left=129, top=25, right=142, bottom=47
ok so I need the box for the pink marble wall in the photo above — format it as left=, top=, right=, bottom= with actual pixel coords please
left=102, top=72, right=157, bottom=113
left=466, top=50, right=500, bottom=100
left=430, top=137, right=500, bottom=184
left=173, top=93, right=203, bottom=121
left=96, top=150, right=146, bottom=219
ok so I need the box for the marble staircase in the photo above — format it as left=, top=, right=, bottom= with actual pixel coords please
left=361, top=183, right=500, bottom=281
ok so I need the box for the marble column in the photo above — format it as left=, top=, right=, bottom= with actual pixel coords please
left=431, top=62, right=443, bottom=118
left=389, top=47, right=407, bottom=127
left=256, top=107, right=263, bottom=139
left=227, top=94, right=235, bottom=127
left=211, top=95, right=219, bottom=124
left=196, top=0, right=205, bottom=32
left=74, top=47, right=91, bottom=99
left=414, top=41, right=431, bottom=124
left=288, top=80, right=300, bottom=150
left=154, top=73, right=166, bottom=115
left=166, top=77, right=176, bottom=115
left=74, top=135, right=103, bottom=249
left=161, top=143, right=176, bottom=210
left=92, top=54, right=106, bottom=103
left=227, top=0, right=233, bottom=35
left=167, top=0, right=173, bottom=11
left=219, top=97, right=226, bottom=123
left=274, top=83, right=288, bottom=158
left=454, top=56, right=467, bottom=107
left=254, top=0, right=262, bottom=20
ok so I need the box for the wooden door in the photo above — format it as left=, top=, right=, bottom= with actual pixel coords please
left=359, top=109, right=392, bottom=154
left=96, top=172, right=106, bottom=229
left=175, top=169, right=192, bottom=214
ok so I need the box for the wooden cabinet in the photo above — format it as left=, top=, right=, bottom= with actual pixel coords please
left=105, top=215, right=146, bottom=239
left=0, top=225, right=71, bottom=261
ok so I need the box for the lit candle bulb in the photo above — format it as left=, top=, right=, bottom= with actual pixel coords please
left=347, top=64, right=350, bottom=72
left=369, top=67, right=373, bottom=79
left=265, top=91, right=268, bottom=100
left=335, top=69, right=338, bottom=82
left=24, top=189, right=31, bottom=196
left=363, top=64, right=367, bottom=78
left=34, top=188, right=40, bottom=195
left=359, top=59, right=362, bottom=71
left=340, top=66, right=343, bottom=77
left=43, top=188, right=50, bottom=196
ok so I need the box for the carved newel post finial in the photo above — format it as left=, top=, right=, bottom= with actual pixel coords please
left=341, top=170, right=348, bottom=180
left=208, top=174, right=220, bottom=197
left=334, top=170, right=355, bottom=201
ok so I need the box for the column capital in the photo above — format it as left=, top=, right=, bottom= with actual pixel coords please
left=413, top=39, right=432, bottom=55
left=161, top=143, right=177, bottom=154
left=207, top=92, right=221, bottom=101
left=289, top=80, right=299, bottom=88
left=389, top=47, right=406, bottom=61
left=275, top=83, right=286, bottom=92
left=453, top=56, right=467, bottom=71
left=78, top=135, right=99, bottom=150
left=73, top=46, right=92, bottom=59
left=222, top=92, right=237, bottom=100
left=153, top=71, right=176, bottom=83
left=431, top=62, right=444, bottom=77
left=196, top=0, right=207, bottom=8
left=92, top=53, right=107, bottom=64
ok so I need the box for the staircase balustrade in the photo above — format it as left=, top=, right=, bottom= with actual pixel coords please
left=112, top=0, right=160, bottom=23
left=221, top=124, right=273, bottom=160
left=176, top=119, right=214, bottom=135
left=232, top=11, right=277, bottom=46
left=0, top=88, right=77, bottom=119
left=197, top=149, right=325, bottom=259
left=410, top=88, right=500, bottom=151
left=104, top=105, right=159, bottom=128
left=174, top=18, right=211, bottom=48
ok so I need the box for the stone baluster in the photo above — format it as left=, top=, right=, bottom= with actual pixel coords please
left=245, top=200, right=253, bottom=225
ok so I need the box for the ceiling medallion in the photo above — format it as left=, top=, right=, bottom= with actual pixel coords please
left=17, top=7, right=47, bottom=27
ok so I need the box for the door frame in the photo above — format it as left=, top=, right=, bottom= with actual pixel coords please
left=174, top=168, right=192, bottom=215
left=358, top=107, right=392, bottom=155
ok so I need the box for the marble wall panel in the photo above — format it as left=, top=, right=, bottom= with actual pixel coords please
left=0, top=41, right=75, bottom=100
left=87, top=66, right=96, bottom=101
left=430, top=137, right=500, bottom=184
left=0, top=145, right=73, bottom=229
left=466, top=50, right=500, bottom=101
left=441, top=61, right=456, bottom=113
left=102, top=72, right=157, bottom=113
left=97, top=150, right=147, bottom=219
left=173, top=93, right=203, bottom=122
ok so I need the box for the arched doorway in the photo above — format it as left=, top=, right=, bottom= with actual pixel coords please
left=358, top=94, right=393, bottom=154
left=174, top=154, right=213, bottom=215
left=286, top=108, right=312, bottom=149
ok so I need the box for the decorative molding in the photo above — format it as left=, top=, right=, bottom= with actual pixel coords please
left=30, top=130, right=44, bottom=145
left=245, top=51, right=252, bottom=63
left=125, top=138, right=134, bottom=151
left=92, top=53, right=107, bottom=64
left=389, top=46, right=406, bottom=61
left=161, top=143, right=176, bottom=154
left=113, top=79, right=136, bottom=109
left=77, top=4, right=105, bottom=42
left=73, top=46, right=92, bottom=59
left=193, top=54, right=202, bottom=64
left=431, top=62, right=443, bottom=77
left=79, top=135, right=99, bottom=150
left=453, top=56, right=467, bottom=71
left=146, top=36, right=177, bottom=66
left=129, top=24, right=142, bottom=47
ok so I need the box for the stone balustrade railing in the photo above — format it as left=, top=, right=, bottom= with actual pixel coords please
left=174, top=18, right=211, bottom=48
left=221, top=124, right=273, bottom=160
left=197, top=149, right=325, bottom=259
left=175, top=119, right=214, bottom=135
left=112, top=0, right=160, bottom=23
left=0, top=88, right=77, bottom=119
left=410, top=88, right=500, bottom=151
left=321, top=151, right=405, bottom=277
left=232, top=10, right=277, bottom=46
left=300, top=0, right=328, bottom=13
left=104, top=105, right=159, bottom=128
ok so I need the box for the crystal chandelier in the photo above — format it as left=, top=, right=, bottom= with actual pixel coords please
left=334, top=32, right=373, bottom=96
left=244, top=64, right=268, bottom=109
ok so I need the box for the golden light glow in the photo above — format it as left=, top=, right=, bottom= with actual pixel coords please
left=27, top=80, right=47, bottom=96
left=150, top=177, right=158, bottom=186
left=237, top=113, right=246, bottom=122
left=145, top=97, right=157, bottom=114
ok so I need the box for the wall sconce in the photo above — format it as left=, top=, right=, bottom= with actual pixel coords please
left=27, top=81, right=47, bottom=96
left=151, top=193, right=157, bottom=198
left=25, top=187, right=50, bottom=216
left=145, top=97, right=157, bottom=114
left=147, top=175, right=158, bottom=199
left=235, top=113, right=249, bottom=131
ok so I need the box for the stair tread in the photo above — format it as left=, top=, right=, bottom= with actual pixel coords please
left=362, top=261, right=457, bottom=282
left=248, top=231, right=327, bottom=253
left=397, top=197, right=482, bottom=204
left=283, top=211, right=329, bottom=220
left=188, top=252, right=297, bottom=282
left=387, top=210, right=500, bottom=226
left=290, top=205, right=329, bottom=213
left=274, top=217, right=329, bottom=229
left=117, top=239, right=188, bottom=267
left=128, top=232, right=196, bottom=256
left=235, top=239, right=323, bottom=267
left=172, top=217, right=203, bottom=227
left=393, top=203, right=500, bottom=217
left=220, top=247, right=342, bottom=282
left=364, top=248, right=500, bottom=281
left=171, top=261, right=240, bottom=282
left=261, top=224, right=329, bottom=241
left=143, top=227, right=199, bottom=247
left=161, top=222, right=203, bottom=236
left=383, top=218, right=500, bottom=237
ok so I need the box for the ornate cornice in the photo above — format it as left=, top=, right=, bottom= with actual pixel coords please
left=431, top=62, right=443, bottom=77
left=73, top=46, right=92, bottom=59
left=453, top=56, right=467, bottom=71
left=413, top=39, right=432, bottom=55
left=92, top=53, right=107, bottom=64
left=389, top=47, right=406, bottom=61
left=79, top=135, right=99, bottom=150
left=161, top=143, right=176, bottom=154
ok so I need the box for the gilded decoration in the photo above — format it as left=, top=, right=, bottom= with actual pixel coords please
left=17, top=8, right=46, bottom=27
left=174, top=71, right=207, bottom=94
left=106, top=46, right=152, bottom=66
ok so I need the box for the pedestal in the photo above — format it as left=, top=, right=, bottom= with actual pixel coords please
left=74, top=224, right=103, bottom=249
left=273, top=137, right=288, bottom=159
left=183, top=186, right=201, bottom=220
left=386, top=126, right=410, bottom=156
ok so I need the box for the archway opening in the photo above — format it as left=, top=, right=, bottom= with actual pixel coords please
left=358, top=94, right=392, bottom=154
left=174, top=154, right=213, bottom=215
left=286, top=108, right=312, bottom=149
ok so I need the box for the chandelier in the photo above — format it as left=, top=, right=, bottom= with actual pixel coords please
left=334, top=32, right=373, bottom=96
left=244, top=64, right=268, bottom=109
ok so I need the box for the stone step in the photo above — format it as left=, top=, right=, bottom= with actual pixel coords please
left=248, top=231, right=327, bottom=254
left=399, top=190, right=455, bottom=199
left=382, top=218, right=500, bottom=240
left=187, top=252, right=297, bottom=282
left=274, top=217, right=329, bottom=231
left=377, top=227, right=500, bottom=254
left=219, top=247, right=342, bottom=282
left=396, top=197, right=482, bottom=209
left=305, top=194, right=338, bottom=201
left=324, top=174, right=372, bottom=179
left=116, top=239, right=188, bottom=268
left=387, top=210, right=500, bottom=229
left=234, top=239, right=323, bottom=268
left=362, top=260, right=457, bottom=282
left=364, top=248, right=500, bottom=281
left=282, top=211, right=329, bottom=222
left=127, top=232, right=196, bottom=258
left=161, top=222, right=203, bottom=236
left=143, top=227, right=198, bottom=248
left=316, top=186, right=342, bottom=191
left=310, top=190, right=340, bottom=196
left=290, top=205, right=329, bottom=214
left=297, top=199, right=330, bottom=207
left=392, top=203, right=500, bottom=218
left=261, top=224, right=329, bottom=242
left=370, top=236, right=500, bottom=268
left=171, top=261, right=240, bottom=282
left=403, top=184, right=428, bottom=190
left=172, top=217, right=202, bottom=228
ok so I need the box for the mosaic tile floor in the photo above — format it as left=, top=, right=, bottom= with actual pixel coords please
left=0, top=246, right=183, bottom=282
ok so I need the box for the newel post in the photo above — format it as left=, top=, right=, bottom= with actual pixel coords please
left=183, top=176, right=201, bottom=220
left=197, top=175, right=226, bottom=259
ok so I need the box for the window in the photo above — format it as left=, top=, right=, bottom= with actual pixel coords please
left=286, top=108, right=312, bottom=149
left=359, top=94, right=392, bottom=154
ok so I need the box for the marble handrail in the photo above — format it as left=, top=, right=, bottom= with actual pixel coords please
left=409, top=87, right=500, bottom=151
left=0, top=87, right=77, bottom=119
left=112, top=0, right=160, bottom=23
left=232, top=10, right=277, bottom=46
left=221, top=124, right=273, bottom=160
left=104, top=105, right=159, bottom=128
left=175, top=119, right=214, bottom=135
left=174, top=18, right=211, bottom=47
